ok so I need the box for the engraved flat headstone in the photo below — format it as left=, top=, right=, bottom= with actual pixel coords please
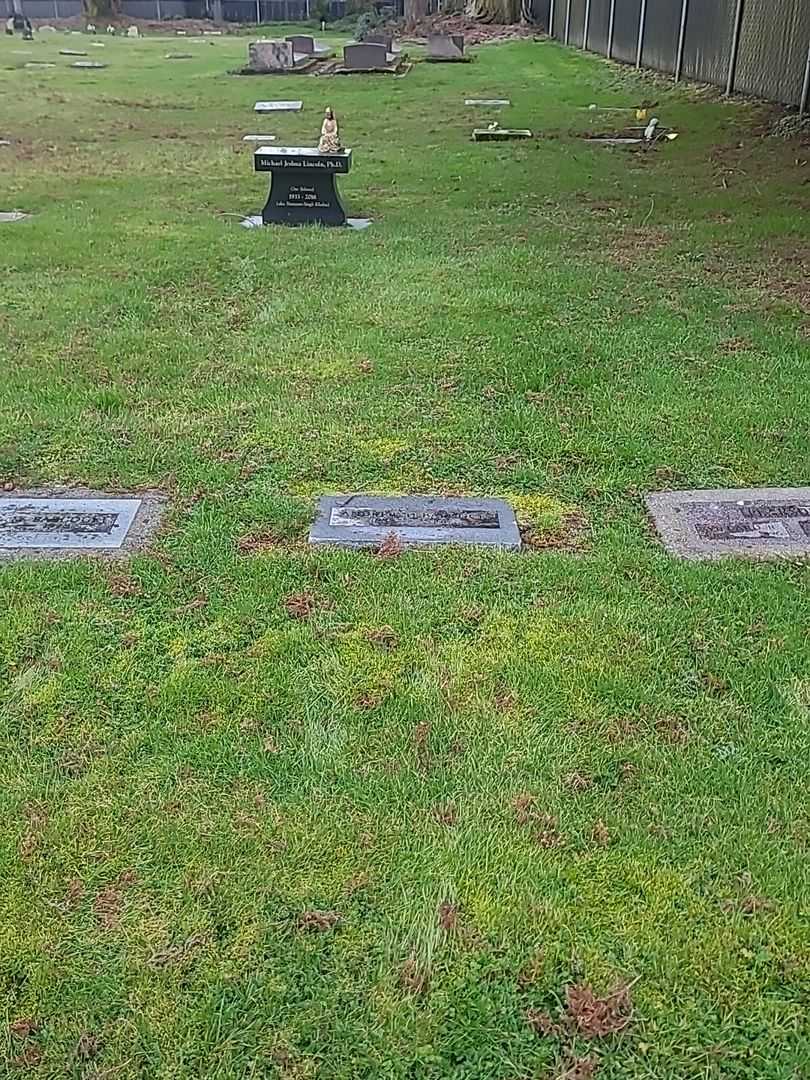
left=309, top=495, right=521, bottom=550
left=243, top=134, right=277, bottom=141
left=473, top=128, right=531, bottom=141
left=0, top=492, right=165, bottom=559
left=466, top=98, right=510, bottom=106
left=646, top=487, right=810, bottom=560
left=254, top=100, right=303, bottom=112
left=60, top=48, right=88, bottom=55
left=0, top=211, right=30, bottom=222
left=71, top=61, right=107, bottom=69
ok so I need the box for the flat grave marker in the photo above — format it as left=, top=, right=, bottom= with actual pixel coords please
left=0, top=211, right=30, bottom=222
left=71, top=61, right=107, bottom=69
left=254, top=100, right=303, bottom=112
left=309, top=495, right=521, bottom=550
left=0, top=492, right=165, bottom=559
left=465, top=98, right=510, bottom=106
left=646, top=487, right=810, bottom=560
left=243, top=134, right=277, bottom=141
left=473, top=128, right=532, bottom=141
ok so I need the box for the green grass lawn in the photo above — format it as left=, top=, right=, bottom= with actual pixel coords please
left=1, top=26, right=809, bottom=1079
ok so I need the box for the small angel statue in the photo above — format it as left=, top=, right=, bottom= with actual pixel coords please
left=318, top=107, right=341, bottom=154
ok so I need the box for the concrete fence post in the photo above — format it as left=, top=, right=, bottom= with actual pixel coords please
left=675, top=0, right=688, bottom=80
left=725, top=0, right=745, bottom=95
left=799, top=41, right=810, bottom=115
left=635, top=0, right=647, bottom=68
left=607, top=0, right=616, bottom=58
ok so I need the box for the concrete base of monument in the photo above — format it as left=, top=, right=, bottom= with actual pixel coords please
left=240, top=214, right=372, bottom=230
left=0, top=488, right=167, bottom=562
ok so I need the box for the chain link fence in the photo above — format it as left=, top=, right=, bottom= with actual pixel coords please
left=538, top=0, right=810, bottom=110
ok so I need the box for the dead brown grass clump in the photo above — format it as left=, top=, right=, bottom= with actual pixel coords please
left=297, top=910, right=340, bottom=932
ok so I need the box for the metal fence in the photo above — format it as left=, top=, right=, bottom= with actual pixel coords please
left=538, top=0, right=810, bottom=110
left=5, top=0, right=345, bottom=20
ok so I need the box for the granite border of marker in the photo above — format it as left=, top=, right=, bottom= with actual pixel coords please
left=645, top=486, right=810, bottom=561
left=0, top=488, right=167, bottom=561
left=309, top=494, right=521, bottom=550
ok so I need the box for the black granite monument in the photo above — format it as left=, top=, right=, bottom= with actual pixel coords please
left=254, top=146, right=352, bottom=227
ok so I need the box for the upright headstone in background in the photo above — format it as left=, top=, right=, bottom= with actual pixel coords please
left=427, top=33, right=465, bottom=61
left=285, top=33, right=332, bottom=59
left=343, top=42, right=390, bottom=71
left=286, top=34, right=315, bottom=53
left=248, top=39, right=296, bottom=73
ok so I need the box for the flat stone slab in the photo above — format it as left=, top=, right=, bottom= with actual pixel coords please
left=242, top=134, right=277, bottom=141
left=239, top=214, right=370, bottom=230
left=254, top=101, right=303, bottom=112
left=466, top=98, right=510, bottom=106
left=71, top=61, right=108, bottom=69
left=0, top=491, right=165, bottom=560
left=473, top=128, right=532, bottom=141
left=646, top=487, right=810, bottom=560
left=309, top=495, right=521, bottom=550
left=59, top=48, right=88, bottom=55
left=0, top=211, right=30, bottom=222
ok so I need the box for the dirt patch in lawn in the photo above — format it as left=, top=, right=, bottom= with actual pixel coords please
left=704, top=238, right=810, bottom=314
left=604, top=226, right=671, bottom=268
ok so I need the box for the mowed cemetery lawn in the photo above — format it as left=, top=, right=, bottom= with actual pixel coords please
left=1, top=25, right=810, bottom=1079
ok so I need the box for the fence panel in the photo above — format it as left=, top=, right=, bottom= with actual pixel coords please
left=609, top=0, right=641, bottom=64
left=735, top=0, right=810, bottom=105
left=585, top=0, right=611, bottom=54
left=640, top=0, right=681, bottom=73
left=551, top=0, right=567, bottom=41
left=679, top=0, right=735, bottom=87
left=120, top=0, right=160, bottom=17
left=566, top=0, right=586, bottom=46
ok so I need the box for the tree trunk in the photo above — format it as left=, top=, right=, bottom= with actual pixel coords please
left=404, top=0, right=427, bottom=30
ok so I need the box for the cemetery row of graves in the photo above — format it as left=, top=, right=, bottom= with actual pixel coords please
left=1, top=22, right=809, bottom=1079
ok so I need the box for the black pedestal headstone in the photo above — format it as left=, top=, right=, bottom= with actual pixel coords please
left=254, top=146, right=352, bottom=227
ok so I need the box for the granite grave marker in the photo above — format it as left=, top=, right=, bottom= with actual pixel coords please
left=309, top=495, right=521, bottom=550
left=646, top=487, right=810, bottom=560
left=0, top=492, right=165, bottom=559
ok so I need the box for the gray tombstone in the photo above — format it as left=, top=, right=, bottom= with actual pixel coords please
left=645, top=487, right=810, bottom=560
left=309, top=495, right=521, bottom=550
left=0, top=492, right=165, bottom=560
left=248, top=39, right=295, bottom=72
left=343, top=41, right=390, bottom=70
left=285, top=33, right=315, bottom=53
left=427, top=33, right=464, bottom=60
